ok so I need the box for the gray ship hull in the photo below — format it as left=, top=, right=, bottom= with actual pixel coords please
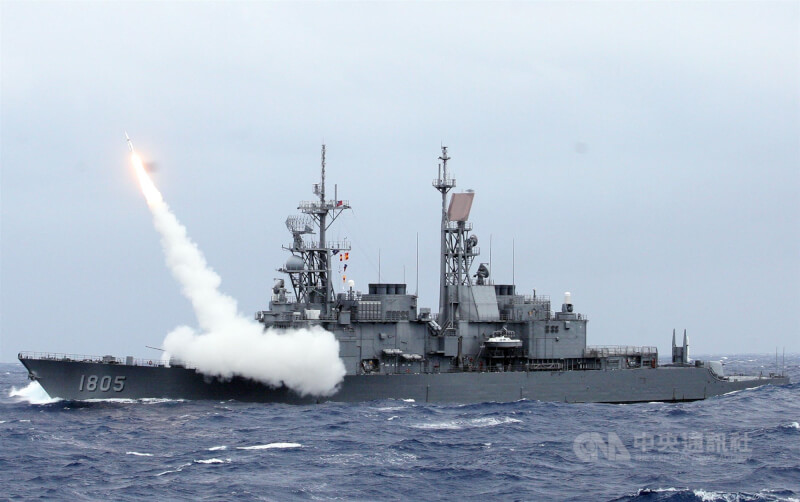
left=19, top=356, right=789, bottom=404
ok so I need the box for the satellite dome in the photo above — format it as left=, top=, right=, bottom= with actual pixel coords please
left=285, top=256, right=305, bottom=271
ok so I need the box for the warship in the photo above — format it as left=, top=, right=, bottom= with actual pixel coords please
left=19, top=146, right=789, bottom=403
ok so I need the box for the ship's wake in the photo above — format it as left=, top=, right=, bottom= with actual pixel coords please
left=129, top=149, right=346, bottom=397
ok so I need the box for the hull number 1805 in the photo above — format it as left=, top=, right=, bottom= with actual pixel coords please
left=78, top=375, right=126, bottom=392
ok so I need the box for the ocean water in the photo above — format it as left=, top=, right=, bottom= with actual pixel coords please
left=1, top=355, right=798, bottom=501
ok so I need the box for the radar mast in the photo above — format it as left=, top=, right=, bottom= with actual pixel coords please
left=281, top=145, right=350, bottom=312
left=433, top=146, right=456, bottom=320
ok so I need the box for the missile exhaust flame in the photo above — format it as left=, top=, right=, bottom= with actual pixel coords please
left=131, top=152, right=163, bottom=207
left=125, top=134, right=345, bottom=396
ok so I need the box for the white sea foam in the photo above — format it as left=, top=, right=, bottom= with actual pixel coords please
left=9, top=382, right=59, bottom=405
left=788, top=422, right=799, bottom=429
left=387, top=416, right=399, bottom=421
left=635, top=488, right=680, bottom=495
left=236, top=442, right=302, bottom=450
left=693, top=489, right=734, bottom=501
left=411, top=416, right=522, bottom=430
left=401, top=399, right=415, bottom=403
left=412, top=421, right=464, bottom=430
left=156, top=462, right=191, bottom=476
left=208, top=445, right=227, bottom=451
left=86, top=398, right=139, bottom=403
left=383, top=452, right=418, bottom=466
left=318, top=451, right=416, bottom=468
left=195, top=458, right=231, bottom=464
left=79, top=397, right=186, bottom=404
left=126, top=451, right=154, bottom=457
left=633, top=488, right=794, bottom=502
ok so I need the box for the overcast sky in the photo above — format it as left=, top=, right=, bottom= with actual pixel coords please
left=1, top=1, right=798, bottom=362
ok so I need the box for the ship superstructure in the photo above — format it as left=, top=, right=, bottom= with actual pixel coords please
left=18, top=146, right=789, bottom=403
left=259, top=146, right=651, bottom=376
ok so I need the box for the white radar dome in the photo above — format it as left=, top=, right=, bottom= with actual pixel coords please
left=285, top=256, right=305, bottom=271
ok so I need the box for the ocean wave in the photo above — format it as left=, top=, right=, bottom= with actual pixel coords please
left=194, top=458, right=231, bottom=464
left=83, top=397, right=186, bottom=404
left=1, top=357, right=798, bottom=500
left=236, top=443, right=302, bottom=450
left=372, top=406, right=408, bottom=411
left=84, top=398, right=141, bottom=403
left=410, top=416, right=522, bottom=430
left=618, top=487, right=799, bottom=501
left=8, top=382, right=60, bottom=405
left=155, top=462, right=192, bottom=477
left=317, top=451, right=418, bottom=468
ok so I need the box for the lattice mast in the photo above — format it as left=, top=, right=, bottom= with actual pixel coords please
left=283, top=145, right=350, bottom=312
left=432, top=147, right=480, bottom=330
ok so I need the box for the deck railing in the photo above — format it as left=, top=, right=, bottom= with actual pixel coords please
left=18, top=351, right=168, bottom=367
left=583, top=346, right=658, bottom=358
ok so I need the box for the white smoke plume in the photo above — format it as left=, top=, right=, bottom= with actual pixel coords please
left=130, top=152, right=346, bottom=396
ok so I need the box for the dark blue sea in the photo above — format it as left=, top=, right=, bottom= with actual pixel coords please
left=2, top=355, right=798, bottom=501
